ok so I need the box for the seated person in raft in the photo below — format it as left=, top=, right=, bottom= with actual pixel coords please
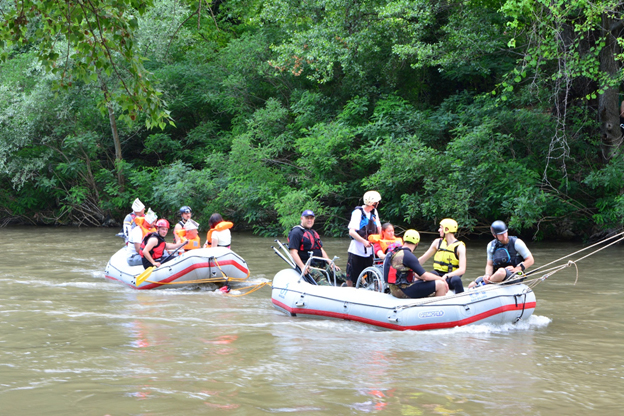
left=468, top=220, right=534, bottom=288
left=288, top=209, right=345, bottom=284
left=140, top=219, right=188, bottom=269
left=204, top=213, right=233, bottom=249
left=383, top=230, right=448, bottom=299
left=174, top=220, right=201, bottom=253
left=417, top=218, right=466, bottom=294
left=126, top=209, right=157, bottom=266
left=369, top=222, right=403, bottom=261
left=173, top=205, right=194, bottom=244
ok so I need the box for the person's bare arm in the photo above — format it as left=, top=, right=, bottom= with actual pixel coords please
left=418, top=239, right=439, bottom=264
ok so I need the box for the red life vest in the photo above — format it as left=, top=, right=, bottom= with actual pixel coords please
left=386, top=247, right=415, bottom=285
left=290, top=225, right=322, bottom=252
left=139, top=232, right=166, bottom=260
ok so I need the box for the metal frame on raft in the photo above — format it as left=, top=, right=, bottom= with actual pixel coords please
left=272, top=239, right=341, bottom=286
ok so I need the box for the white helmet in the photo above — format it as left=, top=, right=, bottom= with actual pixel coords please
left=363, top=191, right=381, bottom=206
left=132, top=198, right=145, bottom=212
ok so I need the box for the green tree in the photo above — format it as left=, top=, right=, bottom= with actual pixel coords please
left=501, top=0, right=624, bottom=162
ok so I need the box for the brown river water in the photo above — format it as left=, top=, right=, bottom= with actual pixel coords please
left=0, top=226, right=622, bottom=415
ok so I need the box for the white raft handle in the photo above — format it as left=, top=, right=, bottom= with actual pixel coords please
left=295, top=294, right=305, bottom=307
left=387, top=310, right=399, bottom=323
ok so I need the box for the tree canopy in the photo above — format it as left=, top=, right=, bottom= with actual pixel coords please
left=0, top=0, right=622, bottom=239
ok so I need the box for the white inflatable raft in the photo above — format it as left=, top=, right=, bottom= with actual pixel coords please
left=105, top=247, right=250, bottom=290
left=271, top=268, right=536, bottom=331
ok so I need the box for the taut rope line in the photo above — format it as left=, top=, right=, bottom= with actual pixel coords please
left=396, top=231, right=623, bottom=309
left=525, top=231, right=624, bottom=277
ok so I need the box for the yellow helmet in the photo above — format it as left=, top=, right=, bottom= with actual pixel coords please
left=440, top=218, right=458, bottom=233
left=403, top=229, right=420, bottom=245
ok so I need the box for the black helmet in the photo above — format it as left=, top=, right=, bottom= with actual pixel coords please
left=179, top=206, right=192, bottom=214
left=490, top=220, right=508, bottom=235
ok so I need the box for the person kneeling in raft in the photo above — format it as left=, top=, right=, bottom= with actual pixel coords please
left=140, top=219, right=189, bottom=269
left=383, top=230, right=448, bottom=298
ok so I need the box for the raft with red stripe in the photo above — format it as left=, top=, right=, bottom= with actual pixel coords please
left=105, top=247, right=249, bottom=290
left=271, top=268, right=536, bottom=330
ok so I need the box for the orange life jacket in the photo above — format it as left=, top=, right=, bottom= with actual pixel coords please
left=379, top=237, right=403, bottom=253
left=134, top=217, right=156, bottom=238
left=206, top=221, right=233, bottom=247
left=174, top=229, right=201, bottom=250
left=369, top=234, right=403, bottom=254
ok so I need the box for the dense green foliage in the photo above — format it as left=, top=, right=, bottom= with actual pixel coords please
left=0, top=0, right=622, bottom=239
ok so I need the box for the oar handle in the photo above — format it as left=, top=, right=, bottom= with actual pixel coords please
left=161, top=240, right=190, bottom=263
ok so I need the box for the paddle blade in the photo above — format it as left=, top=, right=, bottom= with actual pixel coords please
left=135, top=266, right=155, bottom=286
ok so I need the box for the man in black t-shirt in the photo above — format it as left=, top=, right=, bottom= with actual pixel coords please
left=383, top=230, right=448, bottom=299
left=288, top=210, right=344, bottom=284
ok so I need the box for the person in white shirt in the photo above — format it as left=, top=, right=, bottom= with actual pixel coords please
left=122, top=198, right=145, bottom=243
left=345, top=191, right=382, bottom=287
left=205, top=213, right=232, bottom=248
left=126, top=210, right=157, bottom=266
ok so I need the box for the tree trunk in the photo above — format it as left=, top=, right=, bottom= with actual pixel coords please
left=107, top=100, right=126, bottom=189
left=98, top=71, right=125, bottom=189
left=598, top=13, right=623, bottom=162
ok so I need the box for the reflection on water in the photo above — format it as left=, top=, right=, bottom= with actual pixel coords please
left=0, top=226, right=622, bottom=415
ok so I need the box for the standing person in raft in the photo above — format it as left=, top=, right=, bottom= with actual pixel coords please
left=140, top=219, right=188, bottom=269
left=288, top=209, right=344, bottom=284
left=345, top=191, right=382, bottom=287
left=418, top=218, right=466, bottom=294
left=383, top=230, right=448, bottom=299
left=468, top=220, right=535, bottom=288
left=122, top=198, right=145, bottom=244
left=204, top=213, right=233, bottom=249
